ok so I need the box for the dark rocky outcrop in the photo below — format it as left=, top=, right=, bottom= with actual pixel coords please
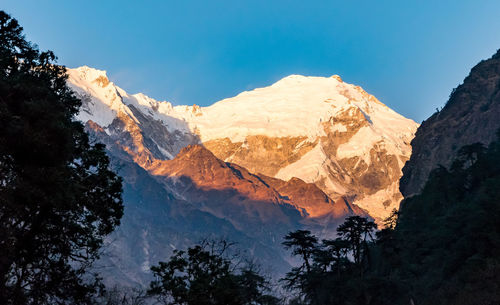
left=400, top=49, right=500, bottom=197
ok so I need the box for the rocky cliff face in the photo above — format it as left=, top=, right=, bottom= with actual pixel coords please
left=400, top=49, right=500, bottom=197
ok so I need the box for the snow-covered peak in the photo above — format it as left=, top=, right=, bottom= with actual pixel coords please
left=165, top=73, right=417, bottom=143
left=271, top=74, right=343, bottom=89
left=67, top=65, right=416, bottom=145
left=67, top=67, right=134, bottom=128
left=70, top=66, right=109, bottom=84
left=271, top=74, right=310, bottom=86
left=66, top=65, right=419, bottom=221
left=330, top=75, right=343, bottom=82
left=272, top=74, right=343, bottom=87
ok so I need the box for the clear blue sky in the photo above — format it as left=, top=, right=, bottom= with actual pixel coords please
left=4, top=1, right=500, bottom=122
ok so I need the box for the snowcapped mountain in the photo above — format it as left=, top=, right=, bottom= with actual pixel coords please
left=68, top=66, right=418, bottom=221
left=65, top=66, right=418, bottom=286
left=68, top=66, right=385, bottom=286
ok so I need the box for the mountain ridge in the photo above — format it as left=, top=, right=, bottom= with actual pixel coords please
left=400, top=49, right=500, bottom=197
left=68, top=66, right=418, bottom=220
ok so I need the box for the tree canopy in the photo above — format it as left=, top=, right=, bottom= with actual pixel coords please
left=0, top=11, right=123, bottom=305
left=148, top=240, right=279, bottom=305
left=280, top=132, right=500, bottom=305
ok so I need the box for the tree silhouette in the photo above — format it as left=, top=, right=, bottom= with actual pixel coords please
left=336, top=216, right=377, bottom=268
left=282, top=218, right=378, bottom=305
left=149, top=241, right=278, bottom=305
left=314, top=238, right=350, bottom=275
left=0, top=11, right=123, bottom=304
left=281, top=230, right=320, bottom=304
left=282, top=230, right=318, bottom=274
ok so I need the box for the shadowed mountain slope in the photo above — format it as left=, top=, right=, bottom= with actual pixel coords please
left=401, top=49, right=500, bottom=197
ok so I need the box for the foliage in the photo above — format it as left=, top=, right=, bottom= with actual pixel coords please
left=336, top=216, right=377, bottom=267
left=280, top=133, right=500, bottom=305
left=148, top=240, right=279, bottom=305
left=0, top=11, right=123, bottom=304
left=280, top=133, right=500, bottom=304
left=96, top=286, right=147, bottom=305
left=281, top=217, right=378, bottom=305
left=392, top=131, right=500, bottom=305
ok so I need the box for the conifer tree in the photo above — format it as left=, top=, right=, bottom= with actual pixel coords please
left=149, top=241, right=278, bottom=305
left=0, top=11, right=123, bottom=305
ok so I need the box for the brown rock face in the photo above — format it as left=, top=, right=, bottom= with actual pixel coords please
left=204, top=136, right=317, bottom=176
left=318, top=107, right=392, bottom=197
left=200, top=103, right=413, bottom=221
left=318, top=106, right=408, bottom=219
left=151, top=145, right=283, bottom=205
left=148, top=145, right=361, bottom=232
left=259, top=176, right=365, bottom=218
left=400, top=49, right=500, bottom=197
left=92, top=75, right=110, bottom=87
left=201, top=104, right=411, bottom=221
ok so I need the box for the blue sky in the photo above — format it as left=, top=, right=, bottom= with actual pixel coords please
left=4, top=1, right=500, bottom=122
